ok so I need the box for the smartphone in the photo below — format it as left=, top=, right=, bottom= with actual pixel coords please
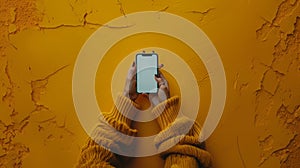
left=136, top=53, right=158, bottom=93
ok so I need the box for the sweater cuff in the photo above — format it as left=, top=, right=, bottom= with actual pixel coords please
left=92, top=117, right=137, bottom=146
left=76, top=138, right=119, bottom=168
left=103, top=94, right=140, bottom=126
left=152, top=96, right=180, bottom=130
left=161, top=145, right=212, bottom=168
left=164, top=154, right=198, bottom=168
left=156, top=135, right=204, bottom=151
left=154, top=117, right=194, bottom=148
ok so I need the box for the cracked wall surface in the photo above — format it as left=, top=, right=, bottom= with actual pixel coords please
left=0, top=0, right=299, bottom=167
left=253, top=1, right=300, bottom=167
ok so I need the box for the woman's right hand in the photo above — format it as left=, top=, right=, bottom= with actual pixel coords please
left=149, top=65, right=170, bottom=106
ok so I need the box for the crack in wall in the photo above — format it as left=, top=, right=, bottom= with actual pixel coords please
left=0, top=60, right=31, bottom=167
left=277, top=104, right=300, bottom=132
left=2, top=61, right=15, bottom=108
left=256, top=0, right=300, bottom=41
left=255, top=68, right=283, bottom=96
left=185, top=8, right=216, bottom=23
left=30, top=65, right=69, bottom=112
left=0, top=61, right=69, bottom=167
left=186, top=8, right=215, bottom=15
left=38, top=11, right=135, bottom=30
left=271, top=135, right=300, bottom=168
left=258, top=135, right=275, bottom=166
left=233, top=73, right=249, bottom=96
left=38, top=11, right=102, bottom=30
left=236, top=136, right=246, bottom=168
left=37, top=114, right=75, bottom=146
left=116, top=0, right=126, bottom=17
left=255, top=16, right=300, bottom=107
left=254, top=1, right=300, bottom=166
left=29, top=65, right=75, bottom=147
left=0, top=111, right=30, bottom=167
left=158, top=6, right=169, bottom=12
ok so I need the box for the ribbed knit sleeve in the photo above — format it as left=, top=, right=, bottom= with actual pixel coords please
left=76, top=139, right=118, bottom=168
left=103, top=94, right=140, bottom=126
left=76, top=95, right=139, bottom=168
left=152, top=96, right=212, bottom=168
left=152, top=96, right=180, bottom=129
left=161, top=144, right=212, bottom=168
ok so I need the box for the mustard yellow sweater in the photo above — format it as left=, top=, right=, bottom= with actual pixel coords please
left=76, top=95, right=212, bottom=168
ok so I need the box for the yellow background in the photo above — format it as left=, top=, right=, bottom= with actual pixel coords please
left=0, top=0, right=300, bottom=167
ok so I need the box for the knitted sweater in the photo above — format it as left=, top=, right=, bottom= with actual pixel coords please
left=76, top=95, right=212, bottom=168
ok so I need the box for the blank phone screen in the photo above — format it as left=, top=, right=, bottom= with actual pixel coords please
left=136, top=54, right=158, bottom=93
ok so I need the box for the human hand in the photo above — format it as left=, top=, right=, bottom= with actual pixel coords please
left=149, top=64, right=170, bottom=106
left=123, top=62, right=139, bottom=101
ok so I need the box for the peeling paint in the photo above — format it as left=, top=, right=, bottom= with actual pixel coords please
left=272, top=135, right=300, bottom=167
left=256, top=0, right=300, bottom=41
left=0, top=0, right=42, bottom=56
left=277, top=104, right=300, bottom=132
left=254, top=1, right=300, bottom=167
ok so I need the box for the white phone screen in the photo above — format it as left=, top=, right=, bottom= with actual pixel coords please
left=136, top=53, right=158, bottom=93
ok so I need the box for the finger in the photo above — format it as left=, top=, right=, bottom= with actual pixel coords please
left=156, top=69, right=165, bottom=80
left=158, top=70, right=166, bottom=79
left=155, top=76, right=169, bottom=90
left=161, top=76, right=169, bottom=89
left=156, top=72, right=169, bottom=89
left=154, top=75, right=163, bottom=83
left=156, top=64, right=163, bottom=78
left=158, top=64, right=164, bottom=69
left=132, top=61, right=136, bottom=72
left=155, top=66, right=169, bottom=90
left=127, top=62, right=136, bottom=79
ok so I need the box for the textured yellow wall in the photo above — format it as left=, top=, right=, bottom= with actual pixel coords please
left=0, top=0, right=299, bottom=167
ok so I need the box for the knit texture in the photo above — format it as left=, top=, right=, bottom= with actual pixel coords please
left=161, top=145, right=212, bottom=168
left=152, top=96, right=212, bottom=168
left=164, top=154, right=198, bottom=168
left=104, top=94, right=140, bottom=126
left=76, top=95, right=138, bottom=167
left=76, top=138, right=118, bottom=168
left=76, top=95, right=212, bottom=167
left=152, top=96, right=180, bottom=129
